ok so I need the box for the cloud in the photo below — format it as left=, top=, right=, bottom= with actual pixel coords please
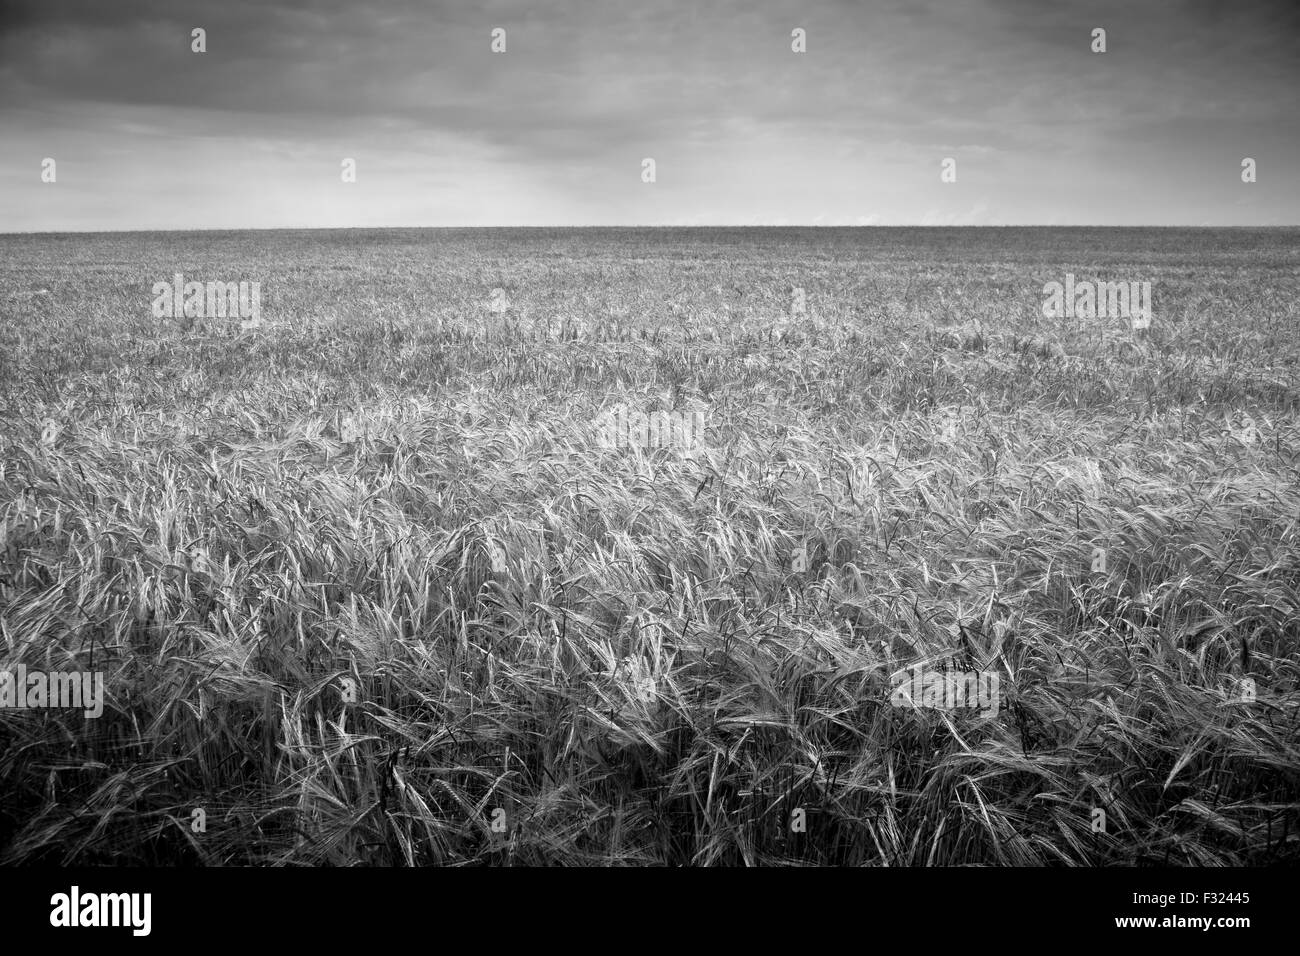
left=1, top=0, right=1296, bottom=228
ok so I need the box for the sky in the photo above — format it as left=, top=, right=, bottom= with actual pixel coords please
left=1, top=0, right=1297, bottom=230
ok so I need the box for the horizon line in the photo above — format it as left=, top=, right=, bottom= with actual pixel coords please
left=4, top=224, right=1298, bottom=237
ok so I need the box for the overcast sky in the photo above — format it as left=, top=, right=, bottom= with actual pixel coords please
left=1, top=0, right=1296, bottom=230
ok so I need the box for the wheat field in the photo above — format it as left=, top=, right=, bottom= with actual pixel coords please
left=1, top=226, right=1297, bottom=865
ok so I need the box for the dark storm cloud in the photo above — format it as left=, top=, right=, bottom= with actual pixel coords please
left=1, top=0, right=716, bottom=159
left=3, top=0, right=1293, bottom=141
left=0, top=0, right=1296, bottom=228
